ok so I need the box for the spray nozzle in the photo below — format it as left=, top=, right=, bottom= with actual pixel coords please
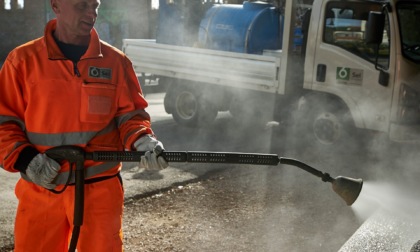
left=331, top=176, right=363, bottom=206
left=280, top=158, right=363, bottom=206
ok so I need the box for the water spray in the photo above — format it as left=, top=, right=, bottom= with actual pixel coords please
left=45, top=146, right=363, bottom=252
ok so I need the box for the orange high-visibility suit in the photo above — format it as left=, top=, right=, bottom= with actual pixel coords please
left=0, top=19, right=153, bottom=251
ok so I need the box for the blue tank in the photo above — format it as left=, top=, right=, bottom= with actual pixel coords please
left=156, top=0, right=210, bottom=46
left=198, top=1, right=283, bottom=54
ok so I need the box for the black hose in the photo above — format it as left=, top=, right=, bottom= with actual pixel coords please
left=68, top=160, right=85, bottom=252
left=279, top=157, right=334, bottom=182
left=68, top=227, right=80, bottom=252
left=89, top=151, right=280, bottom=166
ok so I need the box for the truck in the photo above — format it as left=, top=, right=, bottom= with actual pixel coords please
left=122, top=0, right=420, bottom=147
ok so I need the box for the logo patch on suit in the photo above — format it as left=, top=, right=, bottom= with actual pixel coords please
left=89, top=66, right=112, bottom=80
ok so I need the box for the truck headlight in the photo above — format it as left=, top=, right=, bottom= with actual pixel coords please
left=398, top=84, right=420, bottom=124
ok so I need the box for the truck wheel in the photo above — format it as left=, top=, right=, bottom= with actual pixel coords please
left=295, top=97, right=356, bottom=149
left=171, top=85, right=218, bottom=127
left=311, top=111, right=343, bottom=145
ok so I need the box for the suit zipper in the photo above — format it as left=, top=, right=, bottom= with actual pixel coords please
left=73, top=61, right=81, bottom=77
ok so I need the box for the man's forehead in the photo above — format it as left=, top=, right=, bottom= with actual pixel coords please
left=60, top=0, right=101, bottom=4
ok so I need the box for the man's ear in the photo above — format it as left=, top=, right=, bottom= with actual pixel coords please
left=51, top=0, right=59, bottom=14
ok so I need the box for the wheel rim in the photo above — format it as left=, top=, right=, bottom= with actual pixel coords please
left=175, top=91, right=197, bottom=120
left=312, top=112, right=341, bottom=145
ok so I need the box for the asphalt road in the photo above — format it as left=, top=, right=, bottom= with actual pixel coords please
left=2, top=92, right=420, bottom=251
left=125, top=92, right=420, bottom=251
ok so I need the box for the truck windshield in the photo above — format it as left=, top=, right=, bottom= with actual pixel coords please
left=397, top=2, right=420, bottom=63
left=323, top=2, right=389, bottom=68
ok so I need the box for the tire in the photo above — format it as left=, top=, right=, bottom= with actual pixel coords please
left=311, top=110, right=344, bottom=145
left=294, top=96, right=358, bottom=151
left=170, top=85, right=218, bottom=127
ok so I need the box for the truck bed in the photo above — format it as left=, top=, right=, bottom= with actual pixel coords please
left=122, top=39, right=282, bottom=93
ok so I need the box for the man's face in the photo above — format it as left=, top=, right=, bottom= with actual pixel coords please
left=52, top=0, right=101, bottom=37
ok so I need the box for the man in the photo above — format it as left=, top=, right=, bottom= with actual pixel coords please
left=0, top=0, right=168, bottom=251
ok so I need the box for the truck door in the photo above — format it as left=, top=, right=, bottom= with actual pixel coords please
left=308, top=0, right=393, bottom=132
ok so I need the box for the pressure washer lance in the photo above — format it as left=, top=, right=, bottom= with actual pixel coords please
left=45, top=145, right=363, bottom=252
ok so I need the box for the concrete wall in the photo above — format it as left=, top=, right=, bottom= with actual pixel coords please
left=0, top=0, right=46, bottom=61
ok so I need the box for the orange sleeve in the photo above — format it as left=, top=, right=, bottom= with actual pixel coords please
left=116, top=57, right=154, bottom=150
left=0, top=57, right=33, bottom=172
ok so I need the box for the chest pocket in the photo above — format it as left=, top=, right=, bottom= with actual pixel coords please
left=80, top=82, right=117, bottom=123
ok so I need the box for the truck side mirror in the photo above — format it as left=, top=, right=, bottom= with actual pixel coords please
left=365, top=11, right=385, bottom=44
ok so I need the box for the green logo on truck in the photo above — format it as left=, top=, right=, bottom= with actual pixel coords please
left=336, top=67, right=363, bottom=85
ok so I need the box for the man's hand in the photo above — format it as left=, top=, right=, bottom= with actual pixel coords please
left=26, top=153, right=60, bottom=189
left=134, top=134, right=169, bottom=170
